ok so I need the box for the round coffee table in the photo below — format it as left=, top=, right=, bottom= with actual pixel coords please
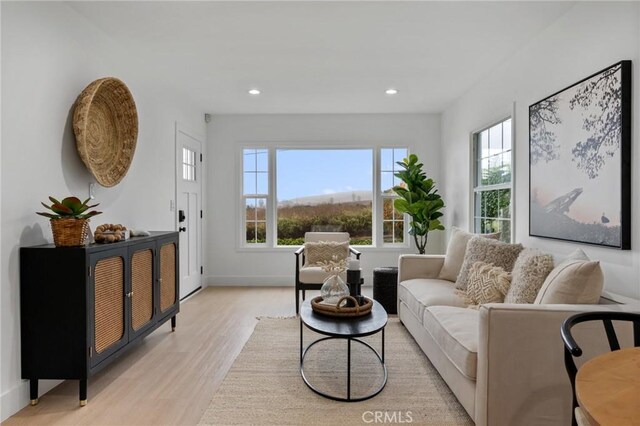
left=299, top=299, right=388, bottom=402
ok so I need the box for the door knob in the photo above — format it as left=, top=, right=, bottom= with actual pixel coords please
left=179, top=227, right=186, bottom=232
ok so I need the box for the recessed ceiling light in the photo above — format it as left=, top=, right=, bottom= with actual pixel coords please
left=248, top=89, right=261, bottom=95
left=385, top=88, right=398, bottom=95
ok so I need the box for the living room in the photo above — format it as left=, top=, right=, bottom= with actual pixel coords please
left=2, top=1, right=639, bottom=425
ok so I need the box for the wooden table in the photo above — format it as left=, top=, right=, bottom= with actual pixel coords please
left=576, top=347, right=640, bottom=426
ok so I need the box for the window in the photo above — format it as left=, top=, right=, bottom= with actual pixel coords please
left=472, top=118, right=512, bottom=242
left=381, top=148, right=408, bottom=244
left=241, top=147, right=410, bottom=247
left=243, top=149, right=268, bottom=244
left=182, top=148, right=196, bottom=181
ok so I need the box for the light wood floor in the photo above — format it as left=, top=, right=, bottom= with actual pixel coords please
left=4, top=286, right=303, bottom=426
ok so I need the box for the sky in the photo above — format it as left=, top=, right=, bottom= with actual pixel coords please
left=276, top=149, right=373, bottom=201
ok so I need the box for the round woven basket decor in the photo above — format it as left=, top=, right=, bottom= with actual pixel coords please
left=73, top=77, right=138, bottom=187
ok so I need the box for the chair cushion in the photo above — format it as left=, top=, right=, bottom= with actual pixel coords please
left=462, top=261, right=511, bottom=306
left=423, top=306, right=479, bottom=380
left=504, top=249, right=554, bottom=304
left=534, top=249, right=603, bottom=304
left=398, top=279, right=465, bottom=324
left=299, top=266, right=346, bottom=284
left=439, top=227, right=500, bottom=282
left=304, top=241, right=349, bottom=266
left=455, top=236, right=523, bottom=291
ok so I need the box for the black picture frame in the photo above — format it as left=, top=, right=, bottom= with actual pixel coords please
left=529, top=60, right=631, bottom=249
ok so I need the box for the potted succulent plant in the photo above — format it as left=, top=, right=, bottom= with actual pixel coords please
left=37, top=196, right=102, bottom=247
left=393, top=154, right=445, bottom=254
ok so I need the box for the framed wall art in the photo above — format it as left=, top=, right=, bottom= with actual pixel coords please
left=529, top=60, right=631, bottom=249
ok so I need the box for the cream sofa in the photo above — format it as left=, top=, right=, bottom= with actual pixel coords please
left=398, top=254, right=636, bottom=426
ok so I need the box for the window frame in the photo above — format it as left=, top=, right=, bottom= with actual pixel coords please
left=238, top=144, right=412, bottom=250
left=470, top=116, right=515, bottom=242
left=378, top=147, right=409, bottom=247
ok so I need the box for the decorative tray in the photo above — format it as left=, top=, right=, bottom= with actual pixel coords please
left=310, top=296, right=373, bottom=318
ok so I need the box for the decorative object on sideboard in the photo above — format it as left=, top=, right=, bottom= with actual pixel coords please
left=36, top=196, right=102, bottom=247
left=130, top=229, right=151, bottom=237
left=94, top=223, right=129, bottom=243
left=318, top=255, right=349, bottom=305
left=392, top=153, right=445, bottom=254
left=529, top=60, right=631, bottom=249
left=73, top=77, right=138, bottom=187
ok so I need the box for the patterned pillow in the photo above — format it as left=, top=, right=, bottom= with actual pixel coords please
left=455, top=237, right=523, bottom=290
left=460, top=261, right=511, bottom=306
left=304, top=241, right=349, bottom=266
left=504, top=249, right=554, bottom=304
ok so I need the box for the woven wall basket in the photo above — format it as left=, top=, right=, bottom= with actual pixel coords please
left=73, top=77, right=138, bottom=187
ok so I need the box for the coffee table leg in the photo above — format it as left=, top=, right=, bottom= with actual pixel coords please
left=299, top=319, right=303, bottom=363
left=382, top=327, right=385, bottom=363
left=347, top=338, right=351, bottom=400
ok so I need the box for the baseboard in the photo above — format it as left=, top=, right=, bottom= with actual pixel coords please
left=205, top=275, right=374, bottom=287
left=1, top=379, right=61, bottom=422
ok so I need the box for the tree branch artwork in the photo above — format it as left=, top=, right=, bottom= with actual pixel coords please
left=529, top=97, right=561, bottom=165
left=569, top=64, right=622, bottom=179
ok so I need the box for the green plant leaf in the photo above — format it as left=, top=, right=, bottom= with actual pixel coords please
left=40, top=202, right=54, bottom=211
left=51, top=203, right=73, bottom=215
left=48, top=196, right=61, bottom=205
left=61, top=197, right=83, bottom=213
left=36, top=212, right=59, bottom=219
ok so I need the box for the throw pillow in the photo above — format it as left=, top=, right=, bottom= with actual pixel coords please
left=304, top=241, right=349, bottom=266
left=455, top=236, right=523, bottom=290
left=504, top=249, right=554, bottom=303
left=534, top=249, right=603, bottom=304
left=438, top=227, right=501, bottom=282
left=460, top=261, right=512, bottom=306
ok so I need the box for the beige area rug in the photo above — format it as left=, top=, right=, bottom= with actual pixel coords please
left=198, top=318, right=473, bottom=426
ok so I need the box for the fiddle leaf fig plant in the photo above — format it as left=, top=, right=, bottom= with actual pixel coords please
left=37, top=196, right=102, bottom=220
left=393, top=154, right=445, bottom=254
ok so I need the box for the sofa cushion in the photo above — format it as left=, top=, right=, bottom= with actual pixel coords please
left=423, top=306, right=479, bottom=379
left=298, top=266, right=346, bottom=284
left=439, top=227, right=500, bottom=282
left=504, top=249, right=554, bottom=304
left=534, top=249, right=603, bottom=304
left=462, top=261, right=511, bottom=306
left=455, top=237, right=523, bottom=291
left=398, top=279, right=465, bottom=324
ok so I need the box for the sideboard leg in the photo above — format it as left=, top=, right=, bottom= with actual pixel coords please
left=171, top=315, right=176, bottom=332
left=79, top=379, right=87, bottom=406
left=29, top=379, right=38, bottom=405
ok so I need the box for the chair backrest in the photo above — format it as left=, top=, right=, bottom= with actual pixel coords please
left=561, top=311, right=640, bottom=426
left=304, top=232, right=350, bottom=243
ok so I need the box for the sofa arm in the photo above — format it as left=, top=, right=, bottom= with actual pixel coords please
left=397, top=254, right=445, bottom=282
left=475, top=302, right=638, bottom=426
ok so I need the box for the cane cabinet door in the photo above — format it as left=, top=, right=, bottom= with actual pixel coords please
left=158, top=239, right=179, bottom=320
left=129, top=241, right=156, bottom=340
left=89, top=248, right=129, bottom=368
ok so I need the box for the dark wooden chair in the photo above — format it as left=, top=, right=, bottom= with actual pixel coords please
left=561, top=311, right=640, bottom=426
left=294, top=232, right=361, bottom=314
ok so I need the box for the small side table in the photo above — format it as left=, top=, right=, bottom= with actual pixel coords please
left=373, top=267, right=398, bottom=314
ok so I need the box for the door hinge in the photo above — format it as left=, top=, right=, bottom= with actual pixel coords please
left=200, top=266, right=203, bottom=274
left=200, top=210, right=203, bottom=219
left=200, top=153, right=203, bottom=162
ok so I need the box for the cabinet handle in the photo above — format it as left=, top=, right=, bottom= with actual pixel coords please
left=126, top=292, right=134, bottom=298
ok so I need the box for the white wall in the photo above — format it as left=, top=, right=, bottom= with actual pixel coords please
left=441, top=2, right=640, bottom=299
left=206, top=114, right=442, bottom=286
left=0, top=3, right=204, bottom=420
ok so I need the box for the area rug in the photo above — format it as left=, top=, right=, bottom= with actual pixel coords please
left=198, top=318, right=473, bottom=425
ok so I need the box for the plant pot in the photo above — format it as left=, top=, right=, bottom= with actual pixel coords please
left=50, top=218, right=90, bottom=247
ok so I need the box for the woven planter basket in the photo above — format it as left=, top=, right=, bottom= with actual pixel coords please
left=51, top=218, right=90, bottom=247
left=73, top=77, right=138, bottom=188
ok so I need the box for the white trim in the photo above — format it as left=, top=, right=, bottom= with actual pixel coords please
left=1, top=379, right=61, bottom=422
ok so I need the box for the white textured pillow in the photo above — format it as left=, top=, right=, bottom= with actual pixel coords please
left=534, top=249, right=603, bottom=304
left=460, top=261, right=511, bottom=306
left=438, top=227, right=500, bottom=282
left=505, top=249, right=554, bottom=304
left=304, top=241, right=349, bottom=266
left=455, top=237, right=523, bottom=290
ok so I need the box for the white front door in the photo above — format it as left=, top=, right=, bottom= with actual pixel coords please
left=176, top=125, right=203, bottom=299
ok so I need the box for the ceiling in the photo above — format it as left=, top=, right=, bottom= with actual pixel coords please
left=68, top=1, right=575, bottom=114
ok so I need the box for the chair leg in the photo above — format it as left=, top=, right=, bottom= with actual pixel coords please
left=295, top=287, right=300, bottom=315
left=302, top=289, right=306, bottom=301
